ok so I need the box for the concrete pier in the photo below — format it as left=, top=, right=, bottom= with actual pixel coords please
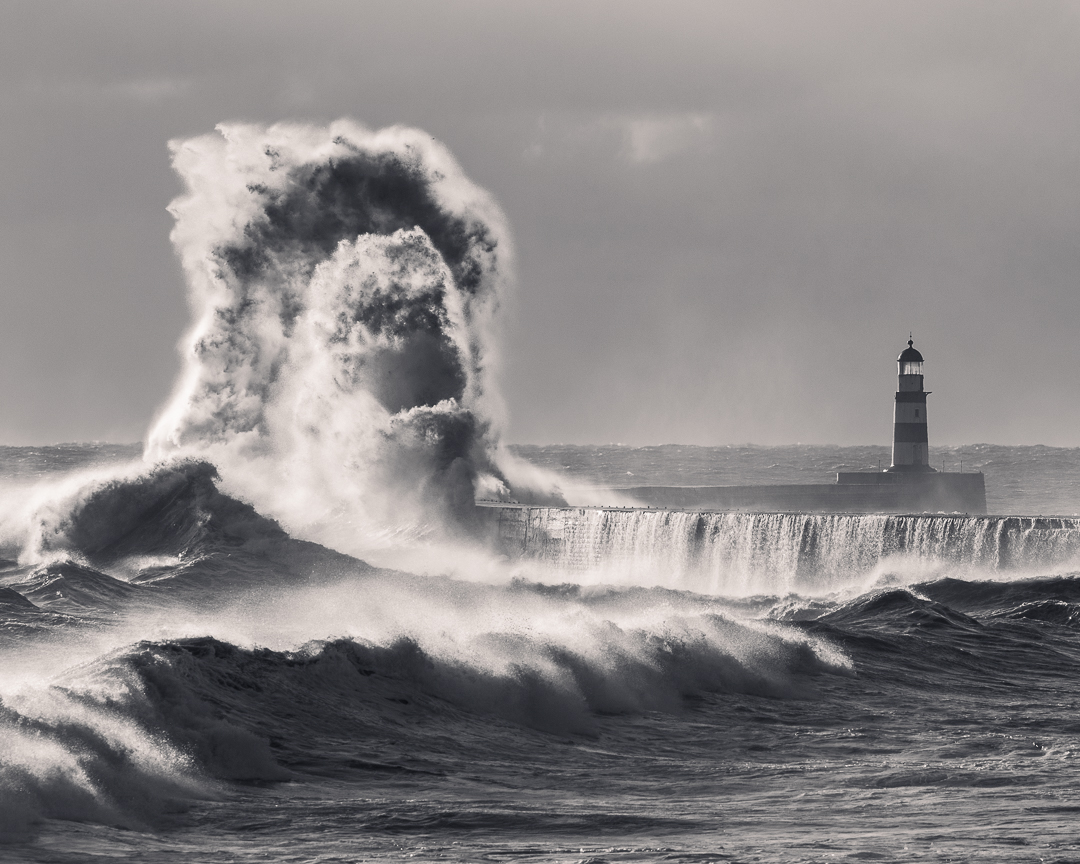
left=611, top=470, right=986, bottom=514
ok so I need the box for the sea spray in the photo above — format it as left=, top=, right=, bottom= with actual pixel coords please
left=145, top=121, right=563, bottom=561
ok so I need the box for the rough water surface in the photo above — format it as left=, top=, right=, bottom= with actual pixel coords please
left=2, top=444, right=1080, bottom=863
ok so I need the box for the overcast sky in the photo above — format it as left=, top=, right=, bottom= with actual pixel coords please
left=1, top=0, right=1078, bottom=446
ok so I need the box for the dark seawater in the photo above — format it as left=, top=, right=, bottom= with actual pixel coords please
left=3, top=445, right=1080, bottom=863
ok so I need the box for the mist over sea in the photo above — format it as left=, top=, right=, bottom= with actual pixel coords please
left=3, top=122, right=1080, bottom=863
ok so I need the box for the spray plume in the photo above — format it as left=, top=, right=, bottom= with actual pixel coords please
left=146, top=120, right=559, bottom=559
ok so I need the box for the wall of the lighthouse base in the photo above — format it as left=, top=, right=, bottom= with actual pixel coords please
left=544, top=472, right=986, bottom=515
left=890, top=441, right=931, bottom=470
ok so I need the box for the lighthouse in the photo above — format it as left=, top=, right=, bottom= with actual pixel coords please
left=887, top=338, right=935, bottom=472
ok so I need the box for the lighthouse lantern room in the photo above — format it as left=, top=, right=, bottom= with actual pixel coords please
left=887, top=338, right=934, bottom=472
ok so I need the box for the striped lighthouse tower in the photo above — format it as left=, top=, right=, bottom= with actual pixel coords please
left=887, top=338, right=935, bottom=472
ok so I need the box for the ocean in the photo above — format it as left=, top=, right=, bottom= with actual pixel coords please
left=3, top=442, right=1080, bottom=863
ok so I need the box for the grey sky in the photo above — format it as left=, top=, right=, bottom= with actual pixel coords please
left=1, top=0, right=1078, bottom=446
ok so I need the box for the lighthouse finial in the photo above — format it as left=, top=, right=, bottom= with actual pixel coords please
left=908, top=332, right=913, bottom=348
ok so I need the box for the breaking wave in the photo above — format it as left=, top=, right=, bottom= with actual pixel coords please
left=0, top=467, right=852, bottom=838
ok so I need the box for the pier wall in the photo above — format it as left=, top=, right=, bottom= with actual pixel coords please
left=611, top=472, right=985, bottom=515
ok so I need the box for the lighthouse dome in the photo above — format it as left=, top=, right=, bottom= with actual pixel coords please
left=898, top=339, right=923, bottom=363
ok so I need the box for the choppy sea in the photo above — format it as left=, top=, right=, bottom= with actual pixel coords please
left=3, top=442, right=1080, bottom=863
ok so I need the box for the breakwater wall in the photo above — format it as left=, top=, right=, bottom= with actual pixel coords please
left=615, top=472, right=986, bottom=515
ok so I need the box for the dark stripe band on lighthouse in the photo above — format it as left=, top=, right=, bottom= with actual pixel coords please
left=887, top=338, right=934, bottom=472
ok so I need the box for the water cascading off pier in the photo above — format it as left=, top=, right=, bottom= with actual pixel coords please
left=480, top=505, right=1080, bottom=595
